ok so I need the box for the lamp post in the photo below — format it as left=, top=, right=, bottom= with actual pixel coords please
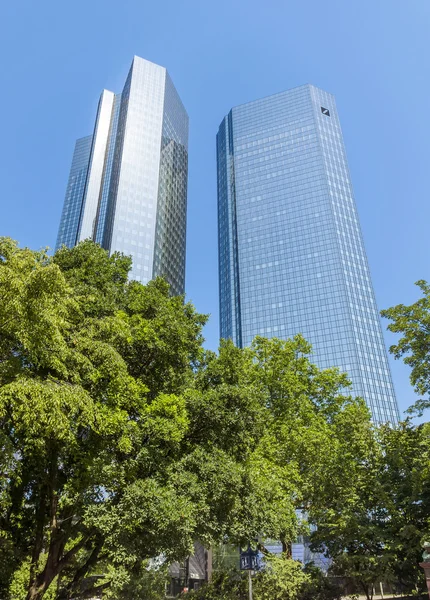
left=419, top=541, right=430, bottom=599
left=248, top=569, right=253, bottom=600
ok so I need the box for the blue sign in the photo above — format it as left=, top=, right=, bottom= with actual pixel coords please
left=240, top=543, right=260, bottom=571
left=240, top=553, right=259, bottom=570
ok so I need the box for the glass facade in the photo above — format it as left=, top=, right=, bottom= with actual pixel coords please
left=56, top=56, right=188, bottom=295
left=56, top=135, right=92, bottom=249
left=217, top=84, right=399, bottom=423
left=153, top=73, right=188, bottom=296
left=94, top=94, right=122, bottom=245
left=77, top=90, right=115, bottom=242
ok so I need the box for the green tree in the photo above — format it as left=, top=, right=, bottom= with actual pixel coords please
left=184, top=568, right=247, bottom=600
left=299, top=564, right=342, bottom=600
left=185, top=558, right=336, bottom=600
left=304, top=390, right=384, bottom=599
left=381, top=279, right=430, bottom=415
left=186, top=335, right=376, bottom=600
left=245, top=336, right=372, bottom=552
left=189, top=334, right=372, bottom=551
left=0, top=238, right=219, bottom=600
left=377, top=419, right=430, bottom=593
left=309, top=418, right=430, bottom=598
left=253, top=554, right=310, bottom=600
left=304, top=280, right=430, bottom=599
left=0, top=237, right=378, bottom=599
left=184, top=557, right=308, bottom=600
left=102, top=561, right=169, bottom=600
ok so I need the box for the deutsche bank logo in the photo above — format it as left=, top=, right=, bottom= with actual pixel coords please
left=321, top=106, right=330, bottom=116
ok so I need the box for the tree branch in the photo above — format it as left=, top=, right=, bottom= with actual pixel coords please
left=57, top=534, right=92, bottom=573
left=29, top=483, right=47, bottom=583
left=65, top=538, right=104, bottom=597
left=73, top=581, right=111, bottom=599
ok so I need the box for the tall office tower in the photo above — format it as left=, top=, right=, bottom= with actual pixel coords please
left=217, top=85, right=399, bottom=423
left=56, top=56, right=188, bottom=295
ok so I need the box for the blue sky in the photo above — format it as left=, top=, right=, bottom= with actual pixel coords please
left=1, top=0, right=429, bottom=416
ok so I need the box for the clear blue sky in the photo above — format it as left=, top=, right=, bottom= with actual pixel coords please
left=1, top=0, right=429, bottom=416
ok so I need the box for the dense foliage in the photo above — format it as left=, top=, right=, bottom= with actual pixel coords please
left=381, top=279, right=430, bottom=416
left=183, top=559, right=344, bottom=600
left=2, top=239, right=429, bottom=600
left=0, top=238, right=373, bottom=599
left=184, top=556, right=309, bottom=600
left=304, top=282, right=430, bottom=600
left=310, top=418, right=430, bottom=598
left=0, top=238, right=213, bottom=599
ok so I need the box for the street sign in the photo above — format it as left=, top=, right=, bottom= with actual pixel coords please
left=239, top=544, right=258, bottom=600
left=240, top=542, right=260, bottom=571
left=240, top=553, right=259, bottom=570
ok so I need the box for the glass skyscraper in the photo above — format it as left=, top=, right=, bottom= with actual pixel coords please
left=56, top=56, right=188, bottom=296
left=217, top=84, right=399, bottom=423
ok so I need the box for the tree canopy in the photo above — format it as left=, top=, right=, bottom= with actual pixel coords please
left=302, top=282, right=430, bottom=599
left=0, top=237, right=393, bottom=600
left=309, top=418, right=430, bottom=599
left=381, top=279, right=430, bottom=415
left=0, top=238, right=211, bottom=599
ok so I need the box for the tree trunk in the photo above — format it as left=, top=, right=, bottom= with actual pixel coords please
left=64, top=539, right=103, bottom=599
left=26, top=448, right=64, bottom=600
left=29, top=484, right=47, bottom=586
left=360, top=580, right=373, bottom=600
left=281, top=538, right=292, bottom=558
left=26, top=567, right=57, bottom=600
left=26, top=533, right=90, bottom=600
left=26, top=585, right=44, bottom=600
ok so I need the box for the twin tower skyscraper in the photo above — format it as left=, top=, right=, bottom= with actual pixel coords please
left=57, top=55, right=399, bottom=423
left=57, top=57, right=188, bottom=296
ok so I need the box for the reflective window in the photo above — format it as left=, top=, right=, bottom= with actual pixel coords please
left=217, top=84, right=399, bottom=423
left=56, top=57, right=188, bottom=296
